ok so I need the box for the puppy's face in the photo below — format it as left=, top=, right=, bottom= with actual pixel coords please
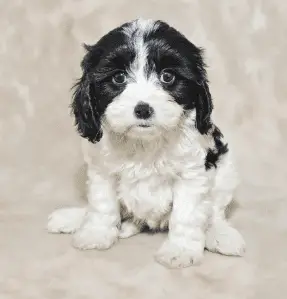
left=72, top=19, right=213, bottom=143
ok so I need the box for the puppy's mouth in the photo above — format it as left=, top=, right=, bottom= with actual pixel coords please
left=127, top=123, right=156, bottom=133
left=125, top=123, right=162, bottom=139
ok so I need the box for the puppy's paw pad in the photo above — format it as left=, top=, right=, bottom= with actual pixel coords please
left=119, top=222, right=140, bottom=239
left=206, top=223, right=246, bottom=256
left=155, top=241, right=204, bottom=269
left=72, top=227, right=118, bottom=250
left=47, top=208, right=85, bottom=234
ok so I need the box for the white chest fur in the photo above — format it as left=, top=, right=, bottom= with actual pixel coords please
left=117, top=160, right=175, bottom=227
left=82, top=124, right=208, bottom=229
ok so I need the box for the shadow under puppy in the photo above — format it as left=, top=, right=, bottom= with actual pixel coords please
left=47, top=18, right=245, bottom=269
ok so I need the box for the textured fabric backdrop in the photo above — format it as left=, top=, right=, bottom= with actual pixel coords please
left=0, top=0, right=286, bottom=298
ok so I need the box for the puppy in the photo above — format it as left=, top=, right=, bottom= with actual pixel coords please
left=47, top=18, right=245, bottom=268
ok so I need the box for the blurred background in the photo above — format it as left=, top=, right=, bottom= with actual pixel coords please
left=0, top=1, right=286, bottom=298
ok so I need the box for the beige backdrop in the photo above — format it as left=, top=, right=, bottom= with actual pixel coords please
left=1, top=0, right=287, bottom=298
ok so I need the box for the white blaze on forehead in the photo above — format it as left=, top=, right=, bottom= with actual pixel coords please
left=122, top=19, right=158, bottom=84
left=122, top=18, right=157, bottom=39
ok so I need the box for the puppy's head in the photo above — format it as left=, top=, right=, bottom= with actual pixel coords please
left=72, top=19, right=213, bottom=143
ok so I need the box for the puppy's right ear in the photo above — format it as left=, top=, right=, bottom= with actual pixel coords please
left=71, top=45, right=103, bottom=143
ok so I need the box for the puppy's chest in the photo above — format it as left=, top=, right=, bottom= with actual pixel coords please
left=116, top=159, right=177, bottom=220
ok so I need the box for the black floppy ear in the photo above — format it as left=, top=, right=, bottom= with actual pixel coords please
left=71, top=45, right=103, bottom=143
left=195, top=80, right=214, bottom=135
left=190, top=47, right=213, bottom=135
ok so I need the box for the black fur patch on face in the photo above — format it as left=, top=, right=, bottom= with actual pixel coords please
left=205, top=126, right=229, bottom=170
left=144, top=21, right=213, bottom=134
left=71, top=26, right=136, bottom=143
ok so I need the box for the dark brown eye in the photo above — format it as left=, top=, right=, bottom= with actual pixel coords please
left=160, top=71, right=175, bottom=85
left=112, top=72, right=127, bottom=85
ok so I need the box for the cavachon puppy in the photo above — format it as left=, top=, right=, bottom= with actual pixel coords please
left=47, top=18, right=245, bottom=269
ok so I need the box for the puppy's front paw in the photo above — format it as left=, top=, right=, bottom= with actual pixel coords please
left=72, top=227, right=119, bottom=250
left=155, top=240, right=204, bottom=269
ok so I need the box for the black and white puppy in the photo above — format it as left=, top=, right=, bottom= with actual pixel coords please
left=48, top=19, right=245, bottom=268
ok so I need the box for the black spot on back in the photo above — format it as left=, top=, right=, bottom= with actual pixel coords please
left=205, top=126, right=229, bottom=170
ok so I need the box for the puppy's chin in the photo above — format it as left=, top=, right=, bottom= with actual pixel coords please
left=126, top=125, right=162, bottom=140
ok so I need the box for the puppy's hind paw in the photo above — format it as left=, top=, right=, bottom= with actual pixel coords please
left=119, top=221, right=141, bottom=239
left=206, top=221, right=246, bottom=256
left=72, top=227, right=119, bottom=250
left=47, top=207, right=86, bottom=234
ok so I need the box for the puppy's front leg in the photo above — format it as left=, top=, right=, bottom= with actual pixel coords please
left=72, top=167, right=120, bottom=250
left=155, top=169, right=211, bottom=268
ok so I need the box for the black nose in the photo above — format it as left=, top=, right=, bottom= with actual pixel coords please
left=134, top=102, right=154, bottom=119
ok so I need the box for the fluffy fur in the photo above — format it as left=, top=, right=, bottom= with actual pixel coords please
left=47, top=18, right=245, bottom=268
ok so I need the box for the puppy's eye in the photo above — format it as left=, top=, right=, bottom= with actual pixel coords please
left=112, top=72, right=127, bottom=85
left=160, top=70, right=175, bottom=85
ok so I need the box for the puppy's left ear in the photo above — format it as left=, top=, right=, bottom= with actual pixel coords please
left=195, top=80, right=214, bottom=135
left=191, top=47, right=213, bottom=135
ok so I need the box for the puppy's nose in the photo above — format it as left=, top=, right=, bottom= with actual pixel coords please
left=134, top=102, right=154, bottom=119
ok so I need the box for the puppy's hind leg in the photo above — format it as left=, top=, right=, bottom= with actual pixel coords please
left=47, top=207, right=86, bottom=234
left=205, top=154, right=246, bottom=256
